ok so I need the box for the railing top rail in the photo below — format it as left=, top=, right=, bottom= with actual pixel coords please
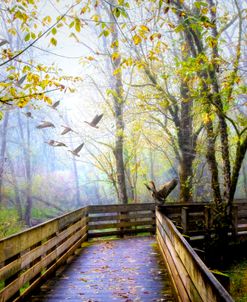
left=88, top=203, right=155, bottom=213
left=156, top=210, right=234, bottom=302
left=0, top=206, right=88, bottom=263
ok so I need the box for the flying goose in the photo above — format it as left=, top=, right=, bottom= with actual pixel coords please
left=23, top=112, right=33, bottom=119
left=69, top=143, right=84, bottom=157
left=61, top=125, right=77, bottom=135
left=50, top=100, right=60, bottom=109
left=84, top=113, right=103, bottom=128
left=36, top=121, right=55, bottom=129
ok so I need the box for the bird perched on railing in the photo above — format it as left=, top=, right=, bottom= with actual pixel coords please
left=69, top=143, right=84, bottom=157
left=61, top=125, right=77, bottom=135
left=144, top=178, right=177, bottom=205
left=84, top=113, right=103, bottom=128
left=36, top=121, right=55, bottom=129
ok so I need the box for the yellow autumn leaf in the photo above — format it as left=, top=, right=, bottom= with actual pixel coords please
left=0, top=82, right=10, bottom=88
left=110, top=40, right=119, bottom=48
left=50, top=37, right=57, bottom=46
left=140, top=25, right=150, bottom=32
left=80, top=6, right=88, bottom=14
left=8, top=28, right=17, bottom=36
left=92, top=14, right=100, bottom=22
left=211, top=6, right=217, bottom=14
left=112, top=52, right=120, bottom=61
left=87, top=56, right=95, bottom=61
left=113, top=67, right=121, bottom=75
left=9, top=87, right=17, bottom=96
left=203, top=113, right=211, bottom=124
left=132, top=34, right=142, bottom=45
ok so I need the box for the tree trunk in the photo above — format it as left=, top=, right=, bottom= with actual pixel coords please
left=178, top=83, right=194, bottom=202
left=7, top=153, right=23, bottom=220
left=72, top=156, right=81, bottom=208
left=17, top=111, right=32, bottom=226
left=110, top=10, right=128, bottom=204
left=0, top=112, right=9, bottom=204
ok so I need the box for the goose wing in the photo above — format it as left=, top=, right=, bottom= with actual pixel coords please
left=73, top=143, right=84, bottom=154
left=61, top=127, right=71, bottom=135
left=17, top=74, right=27, bottom=86
left=91, top=113, right=103, bottom=125
left=51, top=100, right=60, bottom=109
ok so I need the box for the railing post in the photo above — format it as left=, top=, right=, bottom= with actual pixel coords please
left=204, top=206, right=212, bottom=246
left=204, top=206, right=211, bottom=231
left=85, top=206, right=89, bottom=241
left=231, top=205, right=238, bottom=239
left=181, top=207, right=189, bottom=234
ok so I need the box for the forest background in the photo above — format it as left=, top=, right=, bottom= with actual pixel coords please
left=0, top=0, right=246, bottom=238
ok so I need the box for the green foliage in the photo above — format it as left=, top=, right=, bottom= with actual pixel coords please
left=228, top=260, right=247, bottom=302
left=31, top=207, right=58, bottom=220
left=0, top=208, right=24, bottom=239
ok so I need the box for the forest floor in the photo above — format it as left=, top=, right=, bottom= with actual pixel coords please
left=30, top=236, right=174, bottom=302
left=227, top=259, right=247, bottom=302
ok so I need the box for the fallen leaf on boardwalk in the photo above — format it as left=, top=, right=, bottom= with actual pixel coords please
left=79, top=277, right=88, bottom=282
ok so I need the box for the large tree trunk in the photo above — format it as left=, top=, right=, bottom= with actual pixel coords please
left=110, top=10, right=128, bottom=204
left=178, top=83, right=195, bottom=202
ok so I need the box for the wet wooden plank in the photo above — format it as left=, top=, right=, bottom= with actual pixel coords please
left=30, top=237, right=174, bottom=302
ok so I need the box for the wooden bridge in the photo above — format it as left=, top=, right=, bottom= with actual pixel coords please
left=1, top=201, right=246, bottom=302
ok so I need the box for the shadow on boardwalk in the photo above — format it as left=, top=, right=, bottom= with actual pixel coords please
left=30, top=236, right=174, bottom=302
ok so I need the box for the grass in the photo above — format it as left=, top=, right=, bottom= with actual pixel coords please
left=31, top=207, right=58, bottom=220
left=227, top=259, right=247, bottom=302
left=0, top=208, right=24, bottom=239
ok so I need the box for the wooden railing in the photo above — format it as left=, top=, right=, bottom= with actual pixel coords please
left=0, top=203, right=155, bottom=301
left=1, top=201, right=246, bottom=302
left=87, top=203, right=155, bottom=238
left=156, top=210, right=234, bottom=302
left=160, top=200, right=247, bottom=237
left=0, top=207, right=88, bottom=302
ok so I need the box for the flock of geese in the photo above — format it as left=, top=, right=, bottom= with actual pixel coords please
left=23, top=101, right=103, bottom=157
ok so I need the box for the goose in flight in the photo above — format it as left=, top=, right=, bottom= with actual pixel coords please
left=16, top=74, right=27, bottom=87
left=45, top=140, right=56, bottom=146
left=54, top=141, right=67, bottom=147
left=22, top=112, right=33, bottom=119
left=45, top=140, right=67, bottom=147
left=50, top=100, right=60, bottom=109
left=84, top=113, right=103, bottom=128
left=36, top=121, right=55, bottom=129
left=0, top=39, right=9, bottom=47
left=61, top=125, right=77, bottom=135
left=69, top=143, right=84, bottom=157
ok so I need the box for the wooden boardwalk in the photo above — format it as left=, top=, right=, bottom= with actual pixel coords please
left=30, top=237, right=174, bottom=302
